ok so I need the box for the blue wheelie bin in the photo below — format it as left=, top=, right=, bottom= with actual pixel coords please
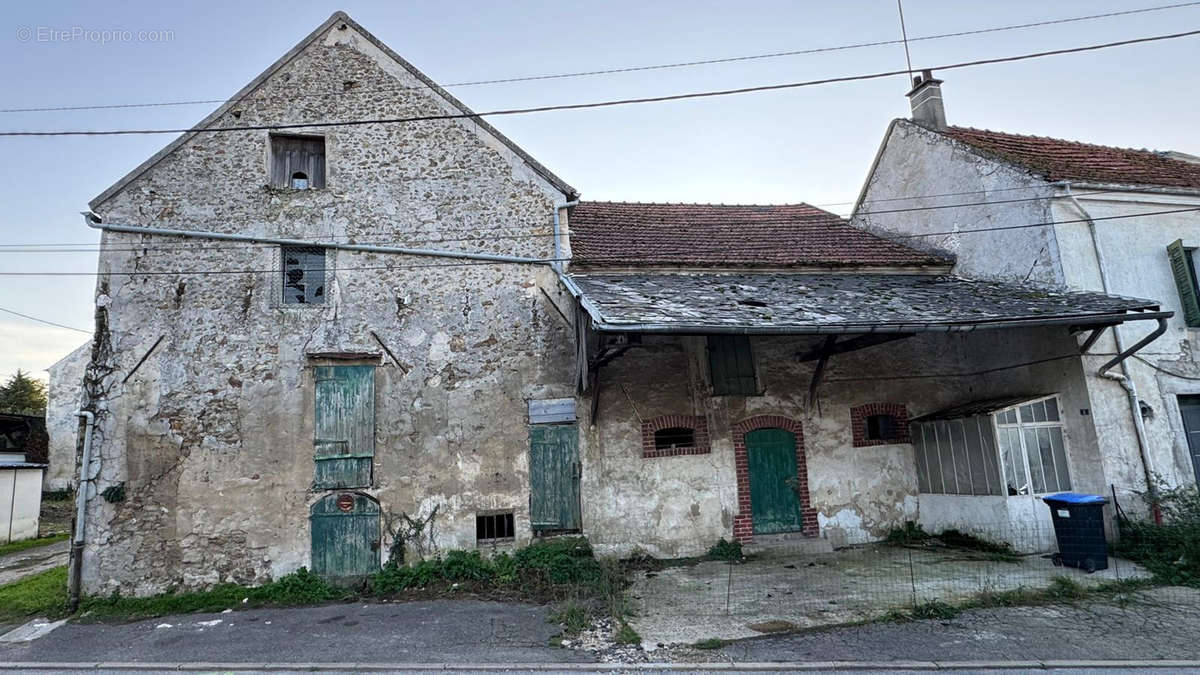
left=1042, top=492, right=1109, bottom=573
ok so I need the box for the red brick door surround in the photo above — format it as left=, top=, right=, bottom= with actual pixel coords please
left=731, top=415, right=819, bottom=542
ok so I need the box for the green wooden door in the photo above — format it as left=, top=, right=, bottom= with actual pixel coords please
left=746, top=428, right=804, bottom=534
left=529, top=424, right=581, bottom=532
left=314, top=365, right=374, bottom=489
left=310, top=492, right=380, bottom=584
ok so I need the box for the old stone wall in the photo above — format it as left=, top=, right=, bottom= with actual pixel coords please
left=582, top=325, right=1101, bottom=557
left=45, top=341, right=90, bottom=491
left=82, top=21, right=576, bottom=595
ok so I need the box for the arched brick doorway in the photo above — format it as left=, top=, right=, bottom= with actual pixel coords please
left=732, top=415, right=818, bottom=542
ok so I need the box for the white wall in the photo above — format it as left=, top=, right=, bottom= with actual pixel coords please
left=0, top=467, right=44, bottom=543
left=45, top=341, right=90, bottom=492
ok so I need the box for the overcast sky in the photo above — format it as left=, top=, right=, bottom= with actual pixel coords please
left=1, top=0, right=1198, bottom=382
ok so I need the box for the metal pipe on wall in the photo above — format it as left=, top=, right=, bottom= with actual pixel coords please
left=68, top=409, right=95, bottom=612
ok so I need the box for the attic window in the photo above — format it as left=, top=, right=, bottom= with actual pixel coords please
left=654, top=427, right=695, bottom=452
left=271, top=135, right=325, bottom=189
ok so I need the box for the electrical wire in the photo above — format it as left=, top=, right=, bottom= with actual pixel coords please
left=0, top=188, right=1127, bottom=254
left=2, top=29, right=1197, bottom=137
left=0, top=305, right=91, bottom=333
left=883, top=206, right=1200, bottom=239
left=3, top=2, right=1197, bottom=115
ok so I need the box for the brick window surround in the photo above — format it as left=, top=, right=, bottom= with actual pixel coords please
left=850, top=403, right=911, bottom=447
left=641, top=414, right=710, bottom=458
left=732, top=415, right=818, bottom=543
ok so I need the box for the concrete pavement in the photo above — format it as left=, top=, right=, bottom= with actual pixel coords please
left=0, top=539, right=68, bottom=587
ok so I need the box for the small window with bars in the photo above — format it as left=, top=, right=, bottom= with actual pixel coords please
left=654, top=427, right=696, bottom=452
left=476, top=511, right=515, bottom=543
left=281, top=246, right=326, bottom=305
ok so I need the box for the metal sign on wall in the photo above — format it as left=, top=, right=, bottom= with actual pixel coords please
left=528, top=398, right=577, bottom=425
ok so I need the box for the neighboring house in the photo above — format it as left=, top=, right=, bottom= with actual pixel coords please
left=852, top=70, right=1200, bottom=512
left=74, top=14, right=1170, bottom=595
left=45, top=341, right=91, bottom=492
left=0, top=412, right=47, bottom=543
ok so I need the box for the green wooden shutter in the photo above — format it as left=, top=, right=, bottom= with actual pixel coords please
left=314, top=365, right=375, bottom=489
left=310, top=492, right=380, bottom=583
left=1168, top=239, right=1200, bottom=327
left=529, top=424, right=580, bottom=531
left=708, top=335, right=757, bottom=395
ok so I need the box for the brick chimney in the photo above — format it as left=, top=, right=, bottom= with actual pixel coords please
left=907, top=69, right=946, bottom=130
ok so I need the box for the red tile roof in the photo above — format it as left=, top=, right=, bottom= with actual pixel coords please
left=568, top=201, right=949, bottom=269
left=942, top=126, right=1200, bottom=190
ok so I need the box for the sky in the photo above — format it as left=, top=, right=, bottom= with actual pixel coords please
left=1, top=0, right=1198, bottom=382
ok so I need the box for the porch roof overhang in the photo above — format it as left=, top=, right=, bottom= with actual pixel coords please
left=910, top=395, right=1052, bottom=423
left=567, top=272, right=1170, bottom=335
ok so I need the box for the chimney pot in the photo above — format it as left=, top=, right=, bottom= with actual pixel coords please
left=906, top=70, right=947, bottom=130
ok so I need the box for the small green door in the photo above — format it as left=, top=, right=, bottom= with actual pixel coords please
left=529, top=424, right=581, bottom=532
left=310, top=492, right=381, bottom=584
left=314, top=365, right=374, bottom=489
left=746, top=428, right=804, bottom=534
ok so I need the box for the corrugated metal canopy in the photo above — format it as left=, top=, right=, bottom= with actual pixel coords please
left=568, top=272, right=1165, bottom=334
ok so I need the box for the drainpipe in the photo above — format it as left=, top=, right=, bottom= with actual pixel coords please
left=68, top=409, right=95, bottom=613
left=1062, top=183, right=1159, bottom=513
left=551, top=200, right=579, bottom=272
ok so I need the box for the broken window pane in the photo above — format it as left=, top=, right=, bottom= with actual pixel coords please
left=282, top=246, right=326, bottom=305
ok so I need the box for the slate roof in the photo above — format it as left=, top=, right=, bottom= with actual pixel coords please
left=569, top=272, right=1162, bottom=333
left=941, top=125, right=1200, bottom=190
left=568, top=202, right=949, bottom=269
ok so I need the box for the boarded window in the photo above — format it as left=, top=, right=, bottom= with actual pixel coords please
left=282, top=246, right=326, bottom=305
left=476, top=512, right=515, bottom=543
left=313, top=365, right=375, bottom=489
left=654, top=427, right=695, bottom=452
left=271, top=135, right=326, bottom=188
left=708, top=335, right=757, bottom=395
left=1168, top=239, right=1200, bottom=327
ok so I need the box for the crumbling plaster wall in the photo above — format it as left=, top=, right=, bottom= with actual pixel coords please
left=853, top=119, right=1062, bottom=286
left=45, top=341, right=91, bottom=491
left=1050, top=192, right=1200, bottom=494
left=583, top=324, right=1100, bottom=556
left=80, top=22, right=576, bottom=595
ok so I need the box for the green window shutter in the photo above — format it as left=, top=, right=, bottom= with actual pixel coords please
left=707, top=335, right=757, bottom=395
left=1168, top=239, right=1200, bottom=327
left=314, top=365, right=375, bottom=489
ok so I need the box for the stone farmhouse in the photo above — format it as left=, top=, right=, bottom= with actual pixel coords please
left=68, top=14, right=1172, bottom=594
left=853, top=71, right=1200, bottom=517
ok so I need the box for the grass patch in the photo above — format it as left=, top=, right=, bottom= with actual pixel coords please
left=614, top=620, right=641, bottom=645
left=705, top=538, right=743, bottom=561
left=910, top=600, right=959, bottom=620
left=0, top=566, right=69, bottom=623
left=549, top=599, right=590, bottom=635
left=693, top=637, right=729, bottom=650
left=1113, top=485, right=1200, bottom=586
left=0, top=533, right=69, bottom=558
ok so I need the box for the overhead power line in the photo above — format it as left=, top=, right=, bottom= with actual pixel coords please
left=0, top=206, right=1195, bottom=276
left=0, top=188, right=1127, bottom=254
left=1, top=29, right=1197, bottom=137
left=3, top=2, right=1197, bottom=115
left=0, top=305, right=91, bottom=333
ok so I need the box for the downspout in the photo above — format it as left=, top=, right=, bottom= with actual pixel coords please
left=551, top=200, right=579, bottom=272
left=82, top=213, right=552, bottom=266
left=68, top=409, right=95, bottom=612
left=1062, top=183, right=1159, bottom=509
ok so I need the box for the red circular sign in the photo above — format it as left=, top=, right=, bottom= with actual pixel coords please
left=336, top=494, right=355, bottom=512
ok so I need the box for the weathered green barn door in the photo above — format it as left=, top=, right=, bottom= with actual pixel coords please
left=310, top=492, right=381, bottom=584
left=314, top=365, right=374, bottom=489
left=529, top=424, right=581, bottom=532
left=746, top=428, right=803, bottom=534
